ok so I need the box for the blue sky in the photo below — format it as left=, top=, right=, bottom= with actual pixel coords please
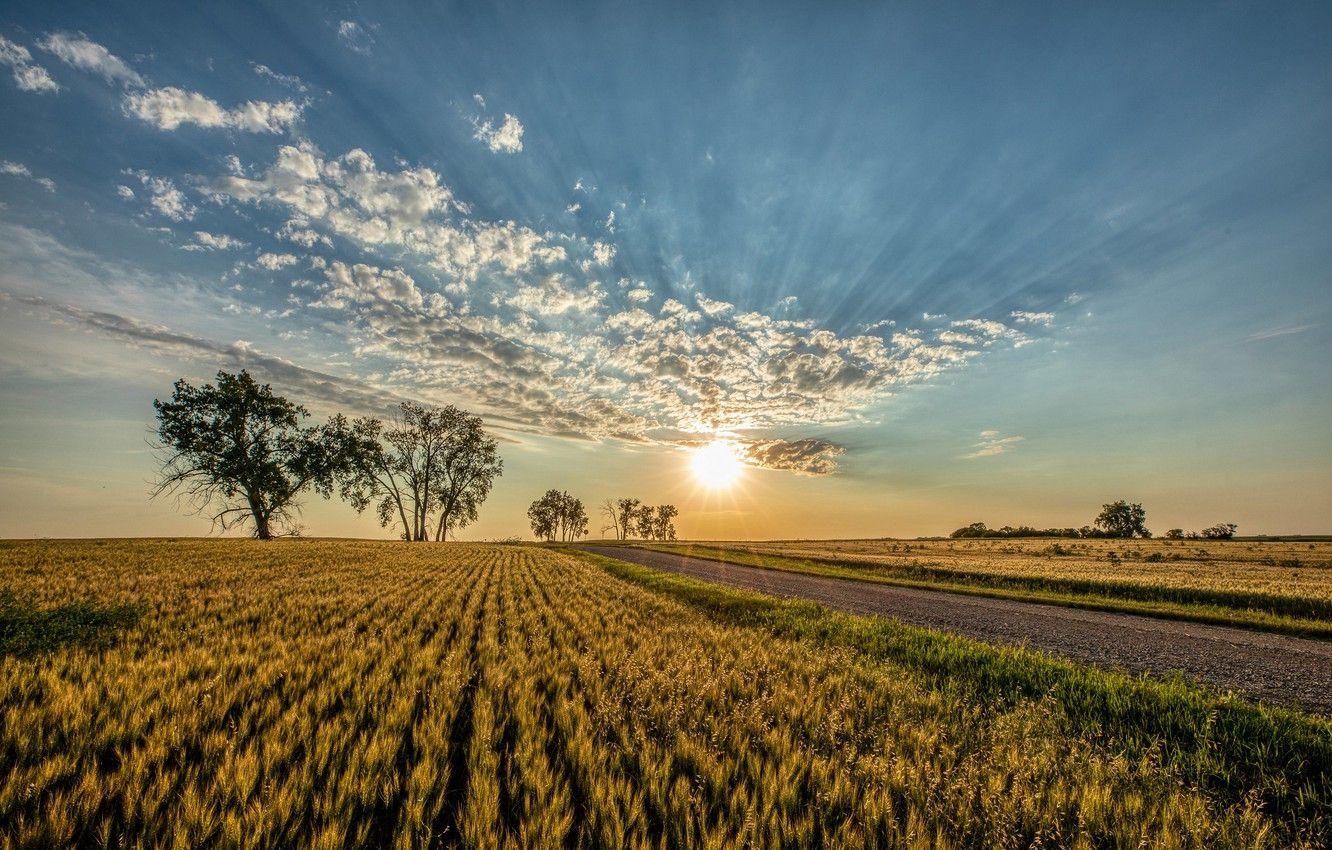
left=0, top=1, right=1328, bottom=538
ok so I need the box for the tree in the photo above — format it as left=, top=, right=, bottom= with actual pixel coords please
left=1164, top=528, right=1185, bottom=539
left=614, top=498, right=641, bottom=541
left=1094, top=501, right=1150, bottom=539
left=651, top=504, right=678, bottom=541
left=151, top=370, right=358, bottom=539
left=431, top=409, right=502, bottom=541
left=598, top=499, right=622, bottom=539
left=528, top=490, right=588, bottom=542
left=344, top=402, right=501, bottom=541
left=634, top=504, right=656, bottom=539
left=1200, top=523, right=1238, bottom=540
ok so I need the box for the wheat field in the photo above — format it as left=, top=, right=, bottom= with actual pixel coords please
left=0, top=539, right=1324, bottom=847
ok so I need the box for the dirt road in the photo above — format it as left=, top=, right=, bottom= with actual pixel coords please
left=578, top=545, right=1332, bottom=713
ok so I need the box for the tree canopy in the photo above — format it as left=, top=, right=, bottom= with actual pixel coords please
left=151, top=370, right=359, bottom=539
left=343, top=403, right=502, bottom=541
left=527, top=490, right=589, bottom=542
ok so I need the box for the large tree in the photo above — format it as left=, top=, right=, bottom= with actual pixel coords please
left=151, top=370, right=358, bottom=539
left=1094, top=501, right=1150, bottom=538
left=345, top=403, right=502, bottom=541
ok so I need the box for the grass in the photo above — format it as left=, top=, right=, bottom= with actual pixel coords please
left=615, top=538, right=1332, bottom=638
left=0, top=589, right=140, bottom=657
left=0, top=538, right=1327, bottom=847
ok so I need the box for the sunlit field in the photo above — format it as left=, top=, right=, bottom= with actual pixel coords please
left=625, top=538, right=1332, bottom=636
left=2, top=539, right=1329, bottom=848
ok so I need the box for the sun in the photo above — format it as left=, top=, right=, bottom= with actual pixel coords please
left=690, top=440, right=744, bottom=489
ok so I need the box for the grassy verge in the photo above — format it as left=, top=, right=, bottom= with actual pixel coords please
left=615, top=542, right=1332, bottom=638
left=575, top=549, right=1332, bottom=844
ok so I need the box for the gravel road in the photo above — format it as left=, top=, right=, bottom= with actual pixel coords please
left=578, top=545, right=1332, bottom=713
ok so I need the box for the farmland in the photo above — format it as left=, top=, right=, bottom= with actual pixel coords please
left=621, top=538, right=1332, bottom=636
left=2, top=540, right=1330, bottom=848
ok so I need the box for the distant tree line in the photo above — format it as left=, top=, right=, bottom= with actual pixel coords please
left=1164, top=523, right=1238, bottom=540
left=525, top=494, right=678, bottom=541
left=152, top=370, right=502, bottom=540
left=951, top=500, right=1154, bottom=539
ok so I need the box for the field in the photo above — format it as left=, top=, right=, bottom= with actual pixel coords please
left=2, top=540, right=1330, bottom=848
left=622, top=538, right=1332, bottom=636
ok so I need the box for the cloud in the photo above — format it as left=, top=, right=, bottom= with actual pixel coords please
left=1246, top=323, right=1314, bottom=342
left=473, top=113, right=524, bottom=154
left=963, top=430, right=1024, bottom=459
left=626, top=286, right=653, bottom=304
left=188, top=231, right=247, bottom=251
left=7, top=293, right=408, bottom=418
left=125, top=86, right=302, bottom=133
left=1, top=161, right=56, bottom=192
left=317, top=261, right=423, bottom=309
left=205, top=143, right=574, bottom=283
left=337, top=21, right=373, bottom=54
left=742, top=438, right=845, bottom=475
left=507, top=276, right=604, bottom=316
left=696, top=293, right=734, bottom=317
left=251, top=63, right=308, bottom=92
left=0, top=35, right=59, bottom=92
left=1010, top=310, right=1054, bottom=327
left=37, top=32, right=142, bottom=87
left=256, top=251, right=299, bottom=270
left=115, top=185, right=135, bottom=200
left=128, top=171, right=194, bottom=221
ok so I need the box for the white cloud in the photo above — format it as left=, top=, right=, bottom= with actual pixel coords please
left=0, top=35, right=59, bottom=93
left=125, top=86, right=302, bottom=133
left=115, top=185, right=135, bottom=200
left=251, top=63, right=307, bottom=92
left=337, top=21, right=373, bottom=54
left=963, top=430, right=1024, bottom=459
left=256, top=251, right=299, bottom=270
left=626, top=287, right=653, bottom=304
left=507, top=276, right=604, bottom=316
left=37, top=32, right=142, bottom=87
left=317, top=261, right=422, bottom=309
left=695, top=293, right=734, bottom=318
left=128, top=171, right=194, bottom=221
left=591, top=241, right=615, bottom=266
left=473, top=113, right=524, bottom=154
left=1010, top=310, right=1054, bottom=327
left=565, top=202, right=581, bottom=215
left=1, top=160, right=56, bottom=192
left=189, top=231, right=247, bottom=251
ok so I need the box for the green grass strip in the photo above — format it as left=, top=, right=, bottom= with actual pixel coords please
left=620, top=542, right=1332, bottom=639
left=576, top=549, right=1332, bottom=845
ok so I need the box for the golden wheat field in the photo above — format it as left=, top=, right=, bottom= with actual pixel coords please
left=0, top=539, right=1321, bottom=848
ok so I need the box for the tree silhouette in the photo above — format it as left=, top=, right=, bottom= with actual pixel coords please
left=151, top=370, right=358, bottom=539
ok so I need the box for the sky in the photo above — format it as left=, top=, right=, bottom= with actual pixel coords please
left=0, top=1, right=1328, bottom=540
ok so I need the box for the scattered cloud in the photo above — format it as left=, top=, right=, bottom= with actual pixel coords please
left=125, top=86, right=302, bottom=133
left=1, top=161, right=56, bottom=192
left=337, top=21, right=373, bottom=54
left=128, top=170, right=195, bottom=221
left=1010, top=310, right=1054, bottom=327
left=256, top=251, right=299, bottom=270
left=473, top=113, right=524, bottom=154
left=251, top=63, right=308, bottom=92
left=0, top=35, right=59, bottom=92
left=742, top=438, right=844, bottom=475
left=188, top=231, right=247, bottom=251
left=115, top=185, right=135, bottom=200
left=1246, top=323, right=1314, bottom=342
left=963, top=430, right=1024, bottom=459
left=37, top=32, right=142, bottom=87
